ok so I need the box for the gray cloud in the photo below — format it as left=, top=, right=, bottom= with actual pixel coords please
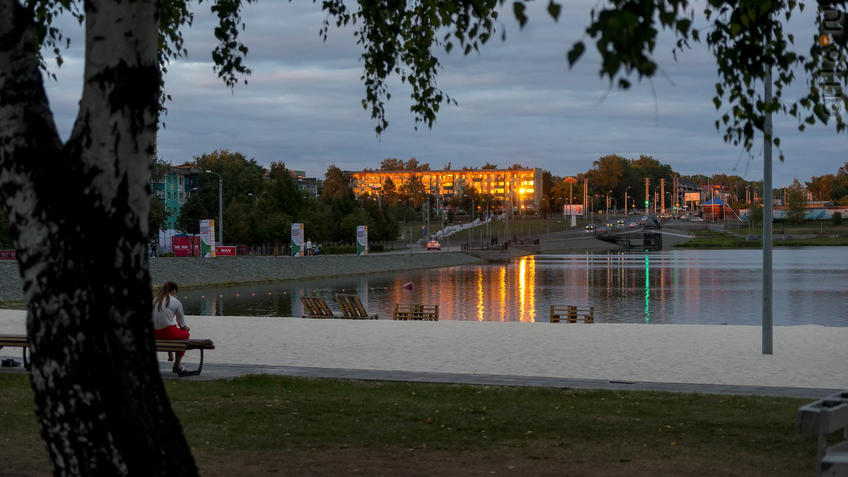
left=39, top=1, right=845, bottom=187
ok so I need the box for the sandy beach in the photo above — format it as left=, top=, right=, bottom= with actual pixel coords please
left=2, top=309, right=846, bottom=391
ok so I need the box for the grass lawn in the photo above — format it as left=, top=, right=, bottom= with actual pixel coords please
left=0, top=373, right=818, bottom=475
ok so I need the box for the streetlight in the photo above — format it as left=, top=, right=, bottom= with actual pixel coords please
left=206, top=170, right=223, bottom=245
left=624, top=186, right=631, bottom=215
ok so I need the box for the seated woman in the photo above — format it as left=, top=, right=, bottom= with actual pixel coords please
left=152, top=281, right=190, bottom=374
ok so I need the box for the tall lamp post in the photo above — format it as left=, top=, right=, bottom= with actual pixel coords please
left=624, top=186, right=631, bottom=215
left=206, top=170, right=223, bottom=245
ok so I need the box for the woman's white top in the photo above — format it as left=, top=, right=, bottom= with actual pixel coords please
left=152, top=296, right=186, bottom=330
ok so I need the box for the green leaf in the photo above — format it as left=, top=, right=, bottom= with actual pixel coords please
left=547, top=1, right=562, bottom=21
left=513, top=2, right=527, bottom=28
left=567, top=41, right=585, bottom=67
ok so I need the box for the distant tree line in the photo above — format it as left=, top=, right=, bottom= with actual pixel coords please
left=139, top=154, right=848, bottom=252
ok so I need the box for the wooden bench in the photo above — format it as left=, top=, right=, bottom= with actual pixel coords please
left=392, top=304, right=439, bottom=321
left=336, top=294, right=378, bottom=319
left=155, top=339, right=215, bottom=376
left=798, top=391, right=848, bottom=476
left=550, top=305, right=595, bottom=323
left=0, top=335, right=29, bottom=368
left=0, top=334, right=214, bottom=377
left=301, top=297, right=336, bottom=318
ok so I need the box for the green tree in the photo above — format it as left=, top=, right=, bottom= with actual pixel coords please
left=148, top=198, right=168, bottom=241
left=481, top=162, right=498, bottom=170
left=399, top=175, right=427, bottom=207
left=195, top=150, right=265, bottom=217
left=785, top=179, right=808, bottom=224
left=404, top=157, right=430, bottom=171
left=806, top=175, right=835, bottom=201
left=175, top=193, right=208, bottom=235
left=381, top=177, right=398, bottom=205
left=339, top=209, right=373, bottom=243
left=748, top=203, right=764, bottom=226
left=3, top=0, right=845, bottom=472
left=223, top=198, right=251, bottom=244
left=380, top=158, right=405, bottom=170
left=266, top=161, right=303, bottom=217
left=300, top=199, right=335, bottom=243
left=249, top=194, right=291, bottom=250
left=321, top=165, right=351, bottom=201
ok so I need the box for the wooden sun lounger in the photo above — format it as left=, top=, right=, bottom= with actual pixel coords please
left=549, top=305, right=595, bottom=323
left=300, top=297, right=336, bottom=318
left=335, top=294, right=378, bottom=320
left=0, top=334, right=214, bottom=376
left=392, top=304, right=439, bottom=321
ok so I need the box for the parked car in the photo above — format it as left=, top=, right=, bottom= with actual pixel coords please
left=691, top=216, right=704, bottom=222
left=426, top=240, right=441, bottom=250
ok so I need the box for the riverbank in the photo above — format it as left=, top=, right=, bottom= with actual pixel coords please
left=674, top=227, right=848, bottom=248
left=0, top=252, right=484, bottom=302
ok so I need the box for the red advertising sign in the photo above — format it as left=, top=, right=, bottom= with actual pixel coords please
left=216, top=246, right=236, bottom=256
left=0, top=249, right=15, bottom=260
left=172, top=235, right=193, bottom=257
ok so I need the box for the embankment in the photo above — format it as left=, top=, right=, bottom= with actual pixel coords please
left=0, top=252, right=483, bottom=302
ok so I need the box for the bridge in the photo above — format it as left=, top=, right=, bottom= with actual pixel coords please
left=593, top=217, right=698, bottom=251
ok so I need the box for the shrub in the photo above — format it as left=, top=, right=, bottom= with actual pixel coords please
left=833, top=212, right=843, bottom=226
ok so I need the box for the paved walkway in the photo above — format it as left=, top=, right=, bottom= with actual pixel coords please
left=158, top=362, right=840, bottom=400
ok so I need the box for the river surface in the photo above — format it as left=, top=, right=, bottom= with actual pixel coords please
left=178, top=247, right=848, bottom=326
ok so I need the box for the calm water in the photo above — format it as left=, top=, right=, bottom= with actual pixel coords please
left=178, top=248, right=848, bottom=326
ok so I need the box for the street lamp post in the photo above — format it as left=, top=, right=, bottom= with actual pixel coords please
left=205, top=170, right=223, bottom=245
left=624, top=186, right=631, bottom=215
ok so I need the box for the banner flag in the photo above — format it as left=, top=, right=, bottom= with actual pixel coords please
left=200, top=219, right=216, bottom=258
left=356, top=225, right=368, bottom=256
left=291, top=223, right=304, bottom=257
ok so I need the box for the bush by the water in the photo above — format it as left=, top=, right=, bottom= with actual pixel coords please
left=833, top=212, right=843, bottom=226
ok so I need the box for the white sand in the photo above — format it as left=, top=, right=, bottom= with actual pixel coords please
left=2, top=309, right=846, bottom=390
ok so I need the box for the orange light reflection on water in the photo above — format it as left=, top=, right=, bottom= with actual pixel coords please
left=517, top=256, right=536, bottom=322
left=499, top=267, right=506, bottom=321
left=477, top=268, right=485, bottom=322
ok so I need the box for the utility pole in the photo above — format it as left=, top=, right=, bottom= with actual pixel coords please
left=660, top=178, right=666, bottom=214
left=624, top=186, right=630, bottom=215
left=584, top=178, right=589, bottom=219
left=762, top=60, right=774, bottom=355
left=644, top=178, right=650, bottom=215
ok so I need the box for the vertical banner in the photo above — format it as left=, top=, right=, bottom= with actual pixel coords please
left=356, top=225, right=368, bottom=256
left=291, top=223, right=304, bottom=257
left=199, top=219, right=216, bottom=258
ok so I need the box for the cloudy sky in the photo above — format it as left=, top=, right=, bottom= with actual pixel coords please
left=43, top=1, right=845, bottom=187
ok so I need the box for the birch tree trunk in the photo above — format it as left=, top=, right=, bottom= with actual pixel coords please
left=0, top=0, right=197, bottom=474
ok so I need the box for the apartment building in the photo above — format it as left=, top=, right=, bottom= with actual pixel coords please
left=151, top=162, right=200, bottom=229
left=351, top=167, right=543, bottom=211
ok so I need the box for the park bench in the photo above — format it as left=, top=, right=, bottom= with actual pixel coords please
left=0, top=334, right=214, bottom=377
left=0, top=335, right=28, bottom=368
left=392, top=304, right=439, bottom=321
left=549, top=305, right=595, bottom=323
left=301, top=297, right=336, bottom=318
left=798, top=391, right=848, bottom=476
left=335, top=294, right=378, bottom=320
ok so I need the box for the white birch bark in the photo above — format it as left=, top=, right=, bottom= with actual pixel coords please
left=0, top=0, right=197, bottom=474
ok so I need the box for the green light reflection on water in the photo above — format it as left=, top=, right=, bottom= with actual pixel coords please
left=644, top=253, right=650, bottom=323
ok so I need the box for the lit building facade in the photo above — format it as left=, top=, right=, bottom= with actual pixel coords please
left=351, top=168, right=543, bottom=211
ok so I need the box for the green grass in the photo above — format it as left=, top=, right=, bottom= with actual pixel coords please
left=675, top=227, right=848, bottom=248
left=0, top=373, right=818, bottom=474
